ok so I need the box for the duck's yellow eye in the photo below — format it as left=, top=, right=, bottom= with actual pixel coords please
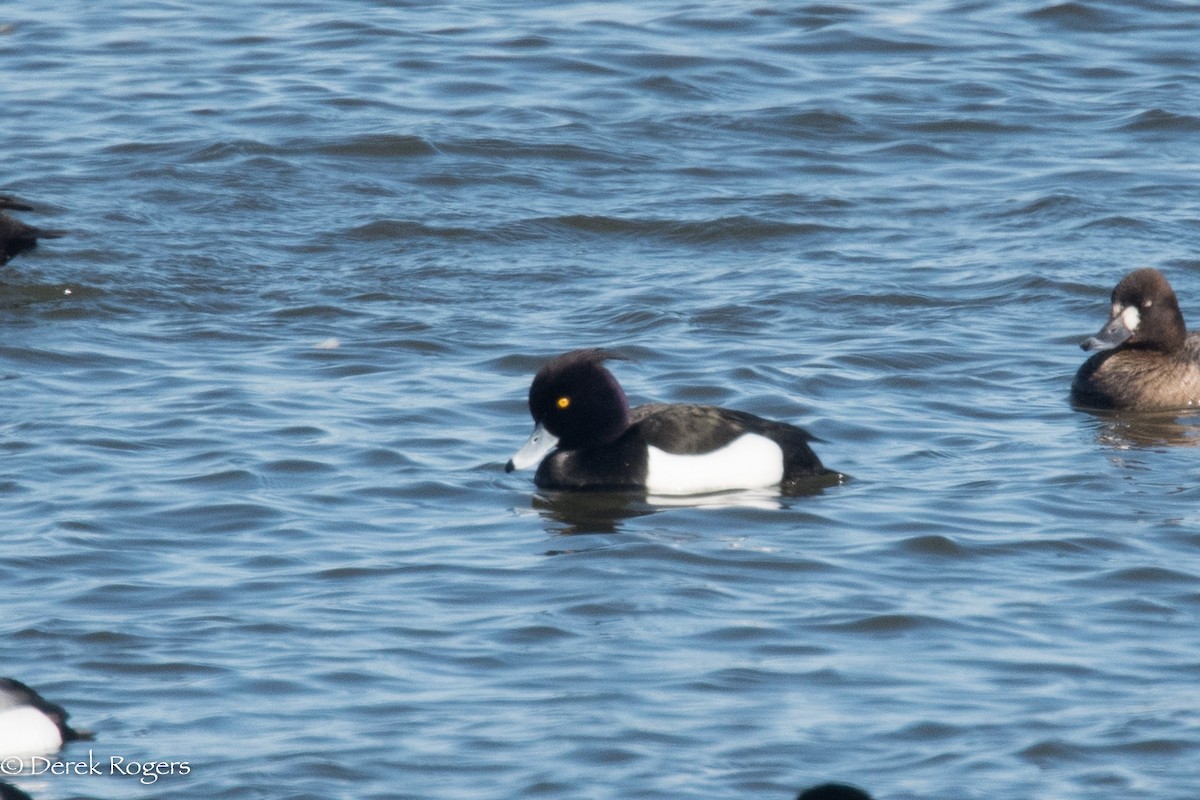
left=556, top=396, right=570, bottom=409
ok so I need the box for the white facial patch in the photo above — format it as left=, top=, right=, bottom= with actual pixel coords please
left=1120, top=304, right=1141, bottom=333
left=0, top=705, right=65, bottom=757
left=645, top=433, right=785, bottom=495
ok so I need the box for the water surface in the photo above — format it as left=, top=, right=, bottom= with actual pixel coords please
left=4, top=2, right=1200, bottom=799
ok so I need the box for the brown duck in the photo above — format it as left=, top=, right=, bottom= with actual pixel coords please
left=1072, top=268, right=1200, bottom=411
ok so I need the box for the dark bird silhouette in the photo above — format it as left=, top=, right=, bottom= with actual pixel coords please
left=0, top=197, right=64, bottom=265
left=797, top=784, right=873, bottom=800
left=0, top=196, right=35, bottom=212
left=0, top=781, right=34, bottom=800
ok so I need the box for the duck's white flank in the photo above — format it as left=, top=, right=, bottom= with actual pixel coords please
left=0, top=706, right=65, bottom=758
left=645, top=433, right=784, bottom=495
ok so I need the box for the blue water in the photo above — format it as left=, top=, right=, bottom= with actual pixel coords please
left=4, top=2, right=1200, bottom=798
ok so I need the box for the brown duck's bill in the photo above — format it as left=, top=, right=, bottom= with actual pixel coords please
left=1081, top=306, right=1137, bottom=351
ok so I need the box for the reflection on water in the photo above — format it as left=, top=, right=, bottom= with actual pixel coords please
left=528, top=475, right=846, bottom=536
left=8, top=0, right=1200, bottom=797
left=0, top=281, right=88, bottom=309
left=532, top=490, right=662, bottom=536
left=1082, top=408, right=1200, bottom=449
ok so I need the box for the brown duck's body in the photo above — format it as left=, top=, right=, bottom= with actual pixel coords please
left=1072, top=268, right=1200, bottom=411
left=1073, top=333, right=1200, bottom=410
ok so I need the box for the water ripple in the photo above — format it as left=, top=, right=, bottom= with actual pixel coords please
left=6, top=2, right=1200, bottom=799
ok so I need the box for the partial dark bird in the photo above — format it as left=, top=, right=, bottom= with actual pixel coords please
left=0, top=781, right=34, bottom=800
left=0, top=211, right=65, bottom=266
left=797, top=784, right=874, bottom=800
left=0, top=677, right=93, bottom=758
left=0, top=195, right=35, bottom=212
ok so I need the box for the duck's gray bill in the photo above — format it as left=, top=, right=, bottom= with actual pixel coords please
left=1081, top=308, right=1135, bottom=352
left=505, top=422, right=559, bottom=472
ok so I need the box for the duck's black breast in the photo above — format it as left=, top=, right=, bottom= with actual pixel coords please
left=533, top=428, right=648, bottom=490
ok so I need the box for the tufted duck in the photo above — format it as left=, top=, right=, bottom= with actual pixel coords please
left=506, top=349, right=835, bottom=494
